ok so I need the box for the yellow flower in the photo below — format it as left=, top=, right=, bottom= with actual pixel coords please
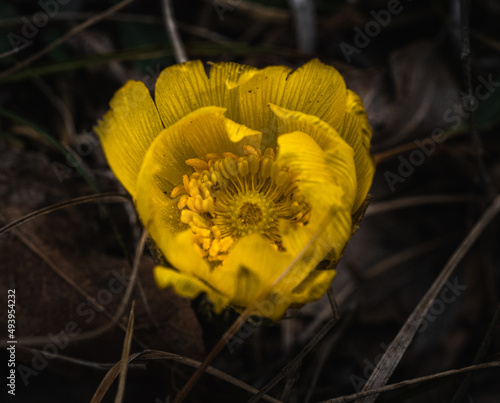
left=95, top=59, right=374, bottom=320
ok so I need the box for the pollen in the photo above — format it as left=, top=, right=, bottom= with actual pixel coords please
left=171, top=146, right=310, bottom=261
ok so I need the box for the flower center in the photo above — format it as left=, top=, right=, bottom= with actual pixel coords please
left=170, top=145, right=310, bottom=262
left=226, top=191, right=273, bottom=237
left=238, top=202, right=262, bottom=226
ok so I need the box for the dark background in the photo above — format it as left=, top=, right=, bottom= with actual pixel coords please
left=0, top=0, right=499, bottom=402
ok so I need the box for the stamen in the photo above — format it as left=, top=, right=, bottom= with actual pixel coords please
left=171, top=147, right=311, bottom=262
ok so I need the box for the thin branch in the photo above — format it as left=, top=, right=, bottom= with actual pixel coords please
left=0, top=192, right=130, bottom=236
left=91, top=350, right=283, bottom=403
left=161, top=0, right=187, bottom=63
left=115, top=301, right=135, bottom=403
left=0, top=0, right=135, bottom=80
left=0, top=43, right=30, bottom=59
left=15, top=346, right=145, bottom=370
left=365, top=194, right=481, bottom=217
left=247, top=315, right=338, bottom=403
left=304, top=312, right=355, bottom=403
left=319, top=361, right=500, bottom=403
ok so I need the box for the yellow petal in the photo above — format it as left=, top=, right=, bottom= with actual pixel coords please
left=154, top=265, right=230, bottom=313
left=290, top=270, right=336, bottom=304
left=342, top=90, right=376, bottom=212
left=282, top=59, right=346, bottom=132
left=271, top=98, right=374, bottom=215
left=236, top=66, right=292, bottom=148
left=208, top=61, right=259, bottom=92
left=269, top=103, right=339, bottom=150
left=276, top=131, right=356, bottom=263
left=237, top=59, right=347, bottom=151
left=224, top=118, right=261, bottom=147
left=154, top=60, right=258, bottom=128
left=222, top=236, right=291, bottom=291
left=154, top=61, right=209, bottom=128
left=181, top=107, right=262, bottom=158
left=94, top=80, right=163, bottom=197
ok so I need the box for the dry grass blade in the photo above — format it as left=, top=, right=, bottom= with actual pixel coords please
left=372, top=140, right=435, bottom=165
left=320, top=361, right=500, bottom=403
left=91, top=350, right=283, bottom=403
left=15, top=346, right=145, bottom=370
left=365, top=194, right=480, bottom=217
left=356, top=195, right=500, bottom=403
left=249, top=290, right=341, bottom=403
left=0, top=0, right=135, bottom=80
left=288, top=0, right=316, bottom=53
left=92, top=351, right=145, bottom=403
left=115, top=300, right=135, bottom=403
left=0, top=45, right=29, bottom=59
left=327, top=288, right=341, bottom=321
left=0, top=192, right=130, bottom=236
left=304, top=312, right=355, bottom=403
left=161, top=0, right=188, bottom=63
left=202, top=0, right=289, bottom=22
left=247, top=316, right=337, bottom=403
left=172, top=209, right=336, bottom=403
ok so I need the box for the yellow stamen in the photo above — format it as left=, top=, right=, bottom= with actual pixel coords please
left=170, top=184, right=186, bottom=198
left=186, top=158, right=209, bottom=172
left=172, top=147, right=311, bottom=261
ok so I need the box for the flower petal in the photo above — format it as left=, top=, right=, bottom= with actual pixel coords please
left=342, top=90, right=376, bottom=212
left=236, top=66, right=292, bottom=148
left=280, top=59, right=347, bottom=132
left=224, top=118, right=261, bottom=146
left=276, top=131, right=356, bottom=264
left=177, top=107, right=261, bottom=158
left=222, top=235, right=291, bottom=292
left=237, top=59, right=347, bottom=151
left=154, top=60, right=258, bottom=128
left=270, top=102, right=373, bottom=214
left=290, top=270, right=336, bottom=304
left=94, top=80, right=163, bottom=197
left=154, top=265, right=230, bottom=313
left=154, top=61, right=210, bottom=128
left=269, top=103, right=339, bottom=150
